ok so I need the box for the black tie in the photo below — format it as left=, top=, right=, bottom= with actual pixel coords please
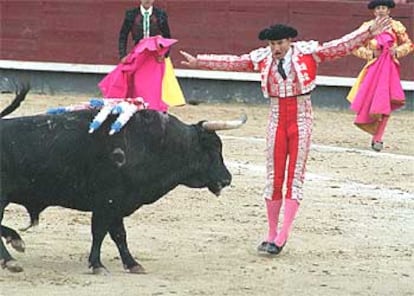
left=277, top=58, right=287, bottom=80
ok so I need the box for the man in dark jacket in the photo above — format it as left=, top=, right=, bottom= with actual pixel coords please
left=118, top=0, right=171, bottom=62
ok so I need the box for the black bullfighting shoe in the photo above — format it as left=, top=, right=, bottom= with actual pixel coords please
left=371, top=141, right=383, bottom=152
left=257, top=241, right=270, bottom=253
left=266, top=242, right=285, bottom=255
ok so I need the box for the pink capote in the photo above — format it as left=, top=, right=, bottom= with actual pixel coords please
left=351, top=32, right=405, bottom=134
left=98, top=36, right=178, bottom=112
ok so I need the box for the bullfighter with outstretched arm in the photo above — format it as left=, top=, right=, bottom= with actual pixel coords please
left=180, top=17, right=390, bottom=255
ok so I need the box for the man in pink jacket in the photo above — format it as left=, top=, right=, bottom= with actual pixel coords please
left=180, top=17, right=390, bottom=255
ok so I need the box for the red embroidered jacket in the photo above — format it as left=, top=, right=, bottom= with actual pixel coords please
left=197, top=26, right=373, bottom=98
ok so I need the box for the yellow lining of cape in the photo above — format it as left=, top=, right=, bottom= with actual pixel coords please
left=162, top=57, right=186, bottom=107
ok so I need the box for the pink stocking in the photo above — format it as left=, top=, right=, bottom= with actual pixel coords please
left=265, top=199, right=282, bottom=242
left=275, top=199, right=299, bottom=247
left=372, top=116, right=389, bottom=143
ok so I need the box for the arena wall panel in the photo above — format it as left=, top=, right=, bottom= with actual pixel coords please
left=1, top=0, right=413, bottom=79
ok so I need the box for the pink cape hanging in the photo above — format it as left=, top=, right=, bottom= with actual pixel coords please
left=98, top=36, right=178, bottom=112
left=350, top=32, right=405, bottom=135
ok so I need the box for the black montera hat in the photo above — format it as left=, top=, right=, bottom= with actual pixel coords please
left=368, top=0, right=395, bottom=9
left=258, top=24, right=298, bottom=41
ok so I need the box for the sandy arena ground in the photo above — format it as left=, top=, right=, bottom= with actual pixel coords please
left=1, top=93, right=413, bottom=296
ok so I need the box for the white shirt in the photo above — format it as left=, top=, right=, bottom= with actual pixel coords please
left=277, top=47, right=292, bottom=76
left=140, top=6, right=153, bottom=37
left=140, top=5, right=153, bottom=16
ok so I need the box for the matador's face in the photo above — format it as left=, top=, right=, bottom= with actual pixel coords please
left=374, top=5, right=391, bottom=17
left=268, top=38, right=292, bottom=59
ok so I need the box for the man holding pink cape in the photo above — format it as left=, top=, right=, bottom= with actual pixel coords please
left=347, top=0, right=413, bottom=152
left=99, top=36, right=181, bottom=112
left=99, top=0, right=185, bottom=112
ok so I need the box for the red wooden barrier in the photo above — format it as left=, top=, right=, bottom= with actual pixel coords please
left=1, top=0, right=413, bottom=79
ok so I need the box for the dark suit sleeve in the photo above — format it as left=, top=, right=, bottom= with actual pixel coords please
left=118, top=10, right=134, bottom=59
left=160, top=11, right=171, bottom=39
left=158, top=10, right=171, bottom=56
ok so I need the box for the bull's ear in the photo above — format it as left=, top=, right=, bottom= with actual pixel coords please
left=194, top=121, right=219, bottom=148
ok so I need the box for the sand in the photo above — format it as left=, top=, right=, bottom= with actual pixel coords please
left=1, top=94, right=413, bottom=296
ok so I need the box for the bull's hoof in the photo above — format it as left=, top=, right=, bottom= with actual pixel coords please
left=2, top=260, right=24, bottom=273
left=128, top=263, right=146, bottom=274
left=19, top=225, right=32, bottom=232
left=92, top=266, right=110, bottom=275
left=7, top=238, right=26, bottom=253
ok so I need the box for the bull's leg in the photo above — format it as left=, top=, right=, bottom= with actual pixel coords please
left=1, top=225, right=25, bottom=252
left=0, top=201, right=23, bottom=272
left=108, top=218, right=145, bottom=274
left=88, top=212, right=110, bottom=275
left=20, top=205, right=43, bottom=231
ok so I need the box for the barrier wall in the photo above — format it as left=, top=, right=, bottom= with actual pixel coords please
left=1, top=0, right=413, bottom=80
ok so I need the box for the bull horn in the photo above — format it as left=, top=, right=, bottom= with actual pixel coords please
left=202, top=114, right=247, bottom=131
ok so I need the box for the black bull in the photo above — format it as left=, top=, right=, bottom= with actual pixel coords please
left=0, top=93, right=246, bottom=273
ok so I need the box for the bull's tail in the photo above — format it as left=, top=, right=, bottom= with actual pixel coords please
left=1, top=82, right=30, bottom=118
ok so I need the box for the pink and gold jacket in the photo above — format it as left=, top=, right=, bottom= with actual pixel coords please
left=353, top=19, right=413, bottom=60
left=197, top=26, right=374, bottom=98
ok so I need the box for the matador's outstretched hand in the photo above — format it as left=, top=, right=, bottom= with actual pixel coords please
left=180, top=50, right=198, bottom=68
